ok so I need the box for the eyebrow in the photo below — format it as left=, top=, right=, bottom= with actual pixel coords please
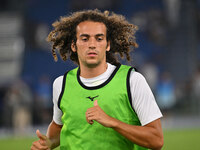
left=80, top=33, right=105, bottom=37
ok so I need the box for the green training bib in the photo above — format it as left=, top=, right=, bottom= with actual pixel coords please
left=59, top=64, right=148, bottom=150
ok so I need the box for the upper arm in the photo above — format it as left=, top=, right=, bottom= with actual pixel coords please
left=144, top=118, right=163, bottom=134
left=47, top=120, right=63, bottom=138
left=144, top=118, right=164, bottom=148
left=46, top=120, right=63, bottom=149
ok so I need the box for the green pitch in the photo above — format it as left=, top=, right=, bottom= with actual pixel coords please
left=0, top=137, right=60, bottom=150
left=162, top=128, right=200, bottom=150
left=0, top=129, right=200, bottom=150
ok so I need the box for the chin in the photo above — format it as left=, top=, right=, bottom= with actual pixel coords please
left=85, top=61, right=100, bottom=68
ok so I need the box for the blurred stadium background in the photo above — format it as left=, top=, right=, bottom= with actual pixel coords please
left=0, top=0, right=200, bottom=149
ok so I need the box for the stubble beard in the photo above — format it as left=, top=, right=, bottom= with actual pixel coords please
left=84, top=59, right=102, bottom=68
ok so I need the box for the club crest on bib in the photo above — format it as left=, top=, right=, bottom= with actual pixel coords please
left=86, top=95, right=99, bottom=101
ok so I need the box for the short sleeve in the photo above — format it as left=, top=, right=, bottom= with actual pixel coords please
left=52, top=76, right=63, bottom=125
left=130, top=71, right=162, bottom=126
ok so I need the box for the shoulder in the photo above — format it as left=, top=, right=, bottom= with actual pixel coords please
left=130, top=69, right=146, bottom=83
left=129, top=69, right=151, bottom=91
left=53, top=75, right=64, bottom=90
left=52, top=67, right=77, bottom=86
left=130, top=70, right=145, bottom=79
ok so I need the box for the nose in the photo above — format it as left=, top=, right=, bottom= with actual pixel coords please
left=88, top=38, right=96, bottom=49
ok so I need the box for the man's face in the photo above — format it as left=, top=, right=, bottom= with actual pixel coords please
left=71, top=21, right=110, bottom=68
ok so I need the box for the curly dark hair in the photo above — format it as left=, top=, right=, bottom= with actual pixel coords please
left=47, top=9, right=138, bottom=65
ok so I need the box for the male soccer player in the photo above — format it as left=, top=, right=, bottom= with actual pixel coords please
left=31, top=9, right=164, bottom=150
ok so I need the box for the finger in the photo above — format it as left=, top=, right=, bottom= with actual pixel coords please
left=86, top=107, right=96, bottom=115
left=88, top=116, right=96, bottom=122
left=39, top=139, right=48, bottom=146
left=94, top=100, right=98, bottom=106
left=86, top=113, right=93, bottom=125
left=87, top=117, right=94, bottom=125
left=86, top=112, right=94, bottom=125
left=31, top=145, right=49, bottom=150
left=32, top=141, right=49, bottom=150
left=89, top=120, right=94, bottom=125
left=36, top=129, right=47, bottom=140
left=31, top=141, right=39, bottom=149
left=86, top=117, right=94, bottom=125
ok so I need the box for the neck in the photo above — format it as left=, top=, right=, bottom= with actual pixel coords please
left=79, top=62, right=108, bottom=78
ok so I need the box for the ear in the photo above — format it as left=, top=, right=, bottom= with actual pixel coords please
left=106, top=41, right=110, bottom=52
left=71, top=42, right=76, bottom=52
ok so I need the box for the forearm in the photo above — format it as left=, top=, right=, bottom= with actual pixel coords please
left=46, top=121, right=62, bottom=149
left=111, top=118, right=163, bottom=150
left=86, top=101, right=163, bottom=149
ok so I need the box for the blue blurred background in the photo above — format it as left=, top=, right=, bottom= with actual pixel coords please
left=0, top=0, right=200, bottom=136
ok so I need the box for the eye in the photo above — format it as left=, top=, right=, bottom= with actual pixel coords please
left=97, top=37, right=103, bottom=41
left=82, top=38, right=88, bottom=42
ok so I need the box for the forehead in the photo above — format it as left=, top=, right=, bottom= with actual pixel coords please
left=76, top=21, right=107, bottom=35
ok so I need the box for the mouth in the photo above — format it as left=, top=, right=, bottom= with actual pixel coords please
left=87, top=52, right=97, bottom=57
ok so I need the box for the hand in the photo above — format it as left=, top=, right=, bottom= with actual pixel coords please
left=85, top=100, right=116, bottom=127
left=31, top=129, right=52, bottom=150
